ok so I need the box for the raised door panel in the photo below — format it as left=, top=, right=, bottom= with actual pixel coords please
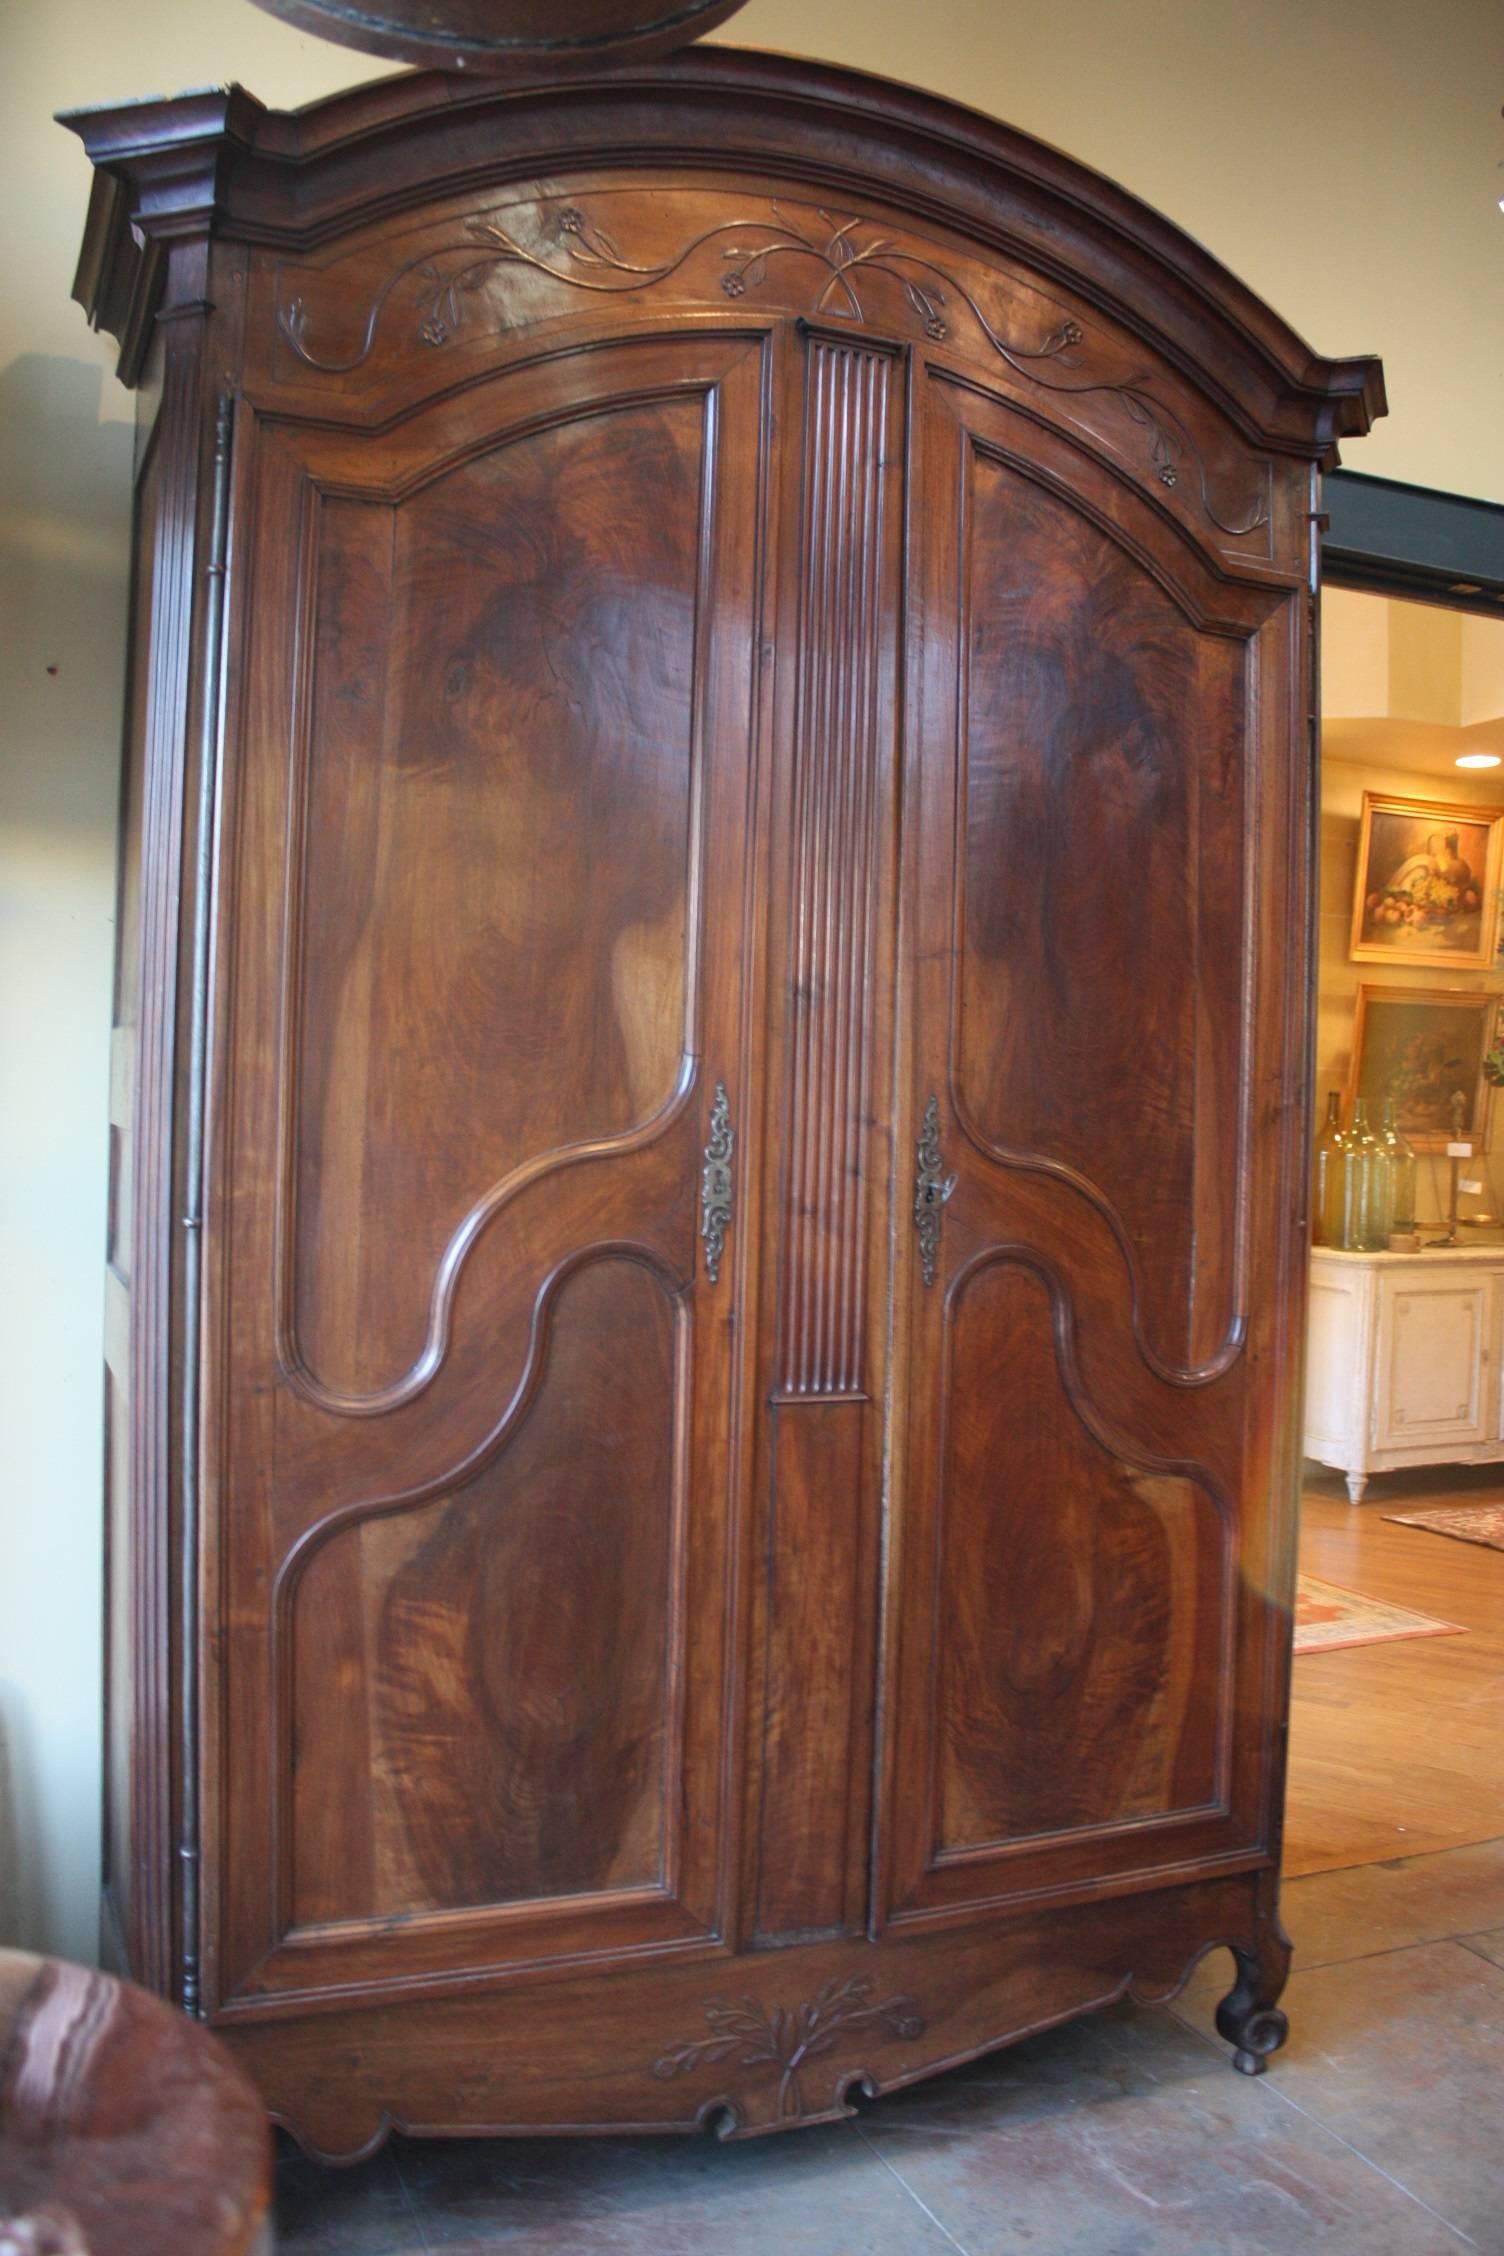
left=287, top=409, right=704, bottom=1404
left=932, top=1262, right=1229, bottom=1866
left=1375, top=1274, right=1492, bottom=1448
left=287, top=1258, right=684, bottom=1927
left=877, top=367, right=1303, bottom=1926
left=950, top=434, right=1248, bottom=1380
left=205, top=333, right=767, bottom=2014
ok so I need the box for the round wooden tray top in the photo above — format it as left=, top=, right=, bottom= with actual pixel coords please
left=0, top=1952, right=271, bottom=2256
left=246, top=0, right=752, bottom=74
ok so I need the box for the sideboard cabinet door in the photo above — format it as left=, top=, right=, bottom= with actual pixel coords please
left=1373, top=1272, right=1495, bottom=1451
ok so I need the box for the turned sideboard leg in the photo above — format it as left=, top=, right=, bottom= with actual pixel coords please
left=1344, top=1471, right=1368, bottom=1506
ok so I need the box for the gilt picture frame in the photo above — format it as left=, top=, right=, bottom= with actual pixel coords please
left=1345, top=985, right=1499, bottom=1153
left=1349, top=791, right=1504, bottom=969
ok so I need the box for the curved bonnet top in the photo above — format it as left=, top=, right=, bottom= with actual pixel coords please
left=60, top=46, right=1384, bottom=452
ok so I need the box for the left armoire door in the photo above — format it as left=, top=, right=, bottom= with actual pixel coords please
left=202, top=331, right=768, bottom=2013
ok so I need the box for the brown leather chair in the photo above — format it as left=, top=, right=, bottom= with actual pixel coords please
left=0, top=1952, right=270, bottom=2255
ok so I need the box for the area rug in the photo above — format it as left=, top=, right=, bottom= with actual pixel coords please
left=1380, top=1502, right=1504, bottom=1553
left=1293, top=1573, right=1463, bottom=1656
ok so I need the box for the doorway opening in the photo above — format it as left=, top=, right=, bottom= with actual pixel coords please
left=1290, top=582, right=1504, bottom=1876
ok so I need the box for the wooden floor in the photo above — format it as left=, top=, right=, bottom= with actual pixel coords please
left=1286, top=1464, right=1504, bottom=1876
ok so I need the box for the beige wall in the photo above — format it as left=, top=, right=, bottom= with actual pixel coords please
left=2, top=0, right=1501, bottom=1963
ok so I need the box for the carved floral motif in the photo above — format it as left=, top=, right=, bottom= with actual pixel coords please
left=276, top=196, right=1267, bottom=535
left=710, top=203, right=1082, bottom=369
left=652, top=1976, right=924, bottom=2121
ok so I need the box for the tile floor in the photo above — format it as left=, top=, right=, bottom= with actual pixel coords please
left=277, top=1836, right=1504, bottom=2255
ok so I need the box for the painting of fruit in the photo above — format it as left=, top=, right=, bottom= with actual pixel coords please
left=1350, top=793, right=1504, bottom=968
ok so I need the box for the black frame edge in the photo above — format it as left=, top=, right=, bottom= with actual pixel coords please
left=1323, top=470, right=1504, bottom=618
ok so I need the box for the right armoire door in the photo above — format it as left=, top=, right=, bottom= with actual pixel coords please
left=877, top=355, right=1302, bottom=1930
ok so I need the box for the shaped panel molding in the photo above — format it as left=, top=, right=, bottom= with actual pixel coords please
left=933, top=1257, right=1231, bottom=1862
left=284, top=1257, right=684, bottom=1929
left=277, top=393, right=710, bottom=1409
left=951, top=436, right=1255, bottom=1381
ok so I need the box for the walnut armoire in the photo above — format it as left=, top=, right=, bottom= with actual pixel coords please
left=64, top=50, right=1384, bottom=2159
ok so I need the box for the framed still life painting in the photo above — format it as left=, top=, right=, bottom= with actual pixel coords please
left=1346, top=985, right=1499, bottom=1152
left=1349, top=792, right=1504, bottom=969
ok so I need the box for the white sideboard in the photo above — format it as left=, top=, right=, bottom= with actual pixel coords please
left=1305, top=1243, right=1504, bottom=1502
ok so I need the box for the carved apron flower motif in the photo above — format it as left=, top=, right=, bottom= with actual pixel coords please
left=652, top=1977, right=926, bottom=2122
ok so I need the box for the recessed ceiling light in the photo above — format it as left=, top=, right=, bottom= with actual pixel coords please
left=1456, top=752, right=1502, bottom=769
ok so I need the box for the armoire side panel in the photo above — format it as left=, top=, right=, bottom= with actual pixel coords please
left=100, top=251, right=222, bottom=1996
left=101, top=435, right=160, bottom=1972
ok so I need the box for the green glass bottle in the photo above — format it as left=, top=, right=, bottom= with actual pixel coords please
left=1313, top=1091, right=1345, bottom=1246
left=1379, top=1098, right=1417, bottom=1235
left=1342, top=1097, right=1390, bottom=1250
